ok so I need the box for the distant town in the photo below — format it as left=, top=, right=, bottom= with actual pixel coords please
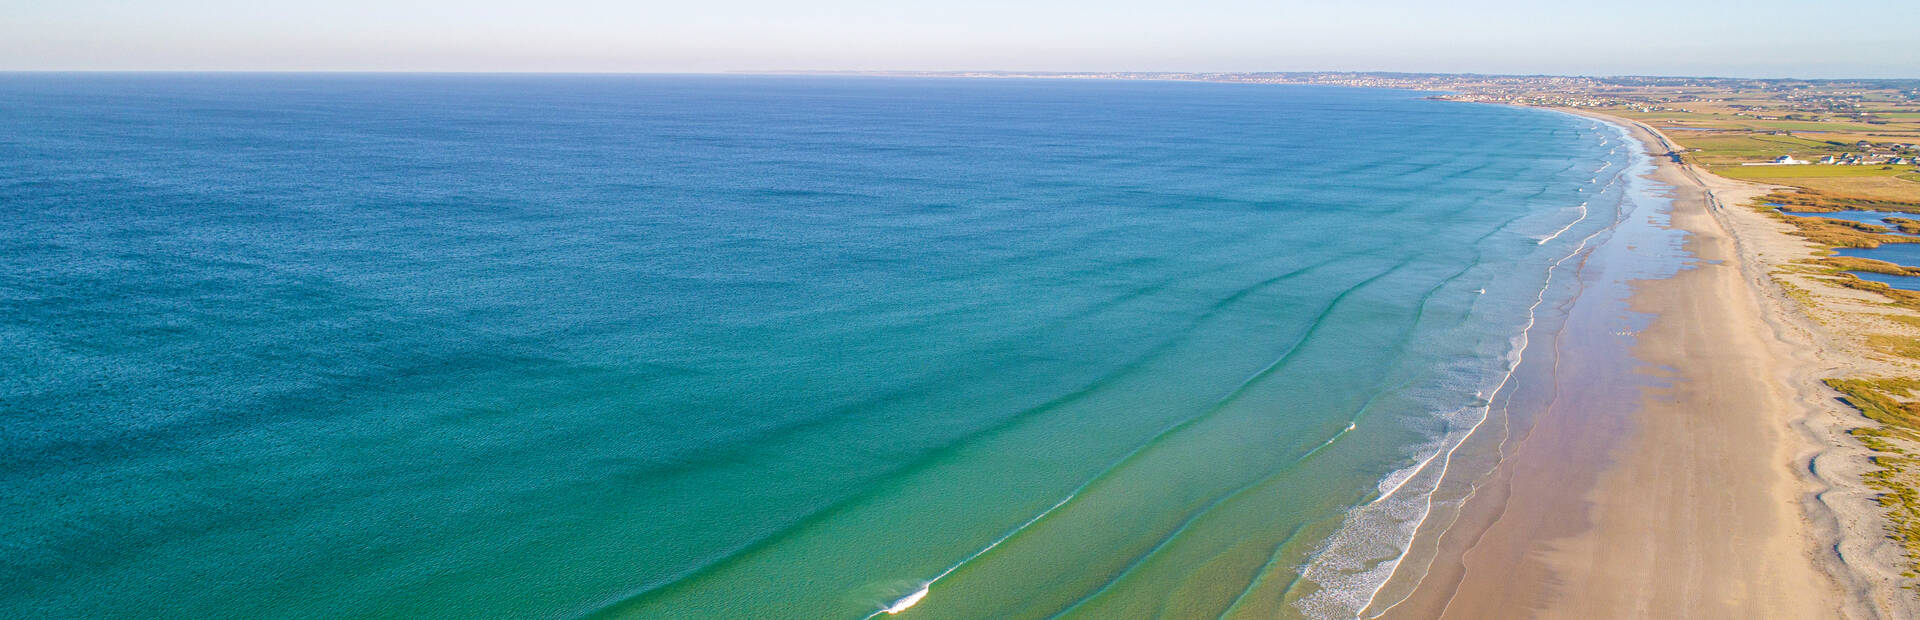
left=845, top=71, right=1920, bottom=199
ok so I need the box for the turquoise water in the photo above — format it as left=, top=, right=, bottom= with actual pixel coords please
left=0, top=75, right=1634, bottom=618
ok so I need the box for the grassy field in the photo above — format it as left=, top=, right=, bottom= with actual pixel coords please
left=1674, top=133, right=1836, bottom=162
left=1599, top=85, right=1920, bottom=202
left=1711, top=165, right=1915, bottom=180
left=1782, top=177, right=1920, bottom=202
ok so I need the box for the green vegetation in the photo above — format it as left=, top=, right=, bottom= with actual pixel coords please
left=1764, top=190, right=1920, bottom=214
left=1834, top=379, right=1920, bottom=433
left=1713, top=165, right=1912, bottom=181
left=1392, top=74, right=1920, bottom=199
left=1765, top=208, right=1920, bottom=249
left=1672, top=133, right=1833, bottom=163
left=1583, top=81, right=1920, bottom=202
left=1868, top=334, right=1920, bottom=360
left=1827, top=378, right=1920, bottom=577
left=1406, top=73, right=1920, bottom=580
left=1826, top=256, right=1920, bottom=277
left=1825, top=274, right=1920, bottom=311
left=1771, top=275, right=1822, bottom=320
left=1881, top=313, right=1920, bottom=329
left=1754, top=190, right=1920, bottom=308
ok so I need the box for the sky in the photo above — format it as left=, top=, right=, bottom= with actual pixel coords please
left=3, top=0, right=1916, bottom=78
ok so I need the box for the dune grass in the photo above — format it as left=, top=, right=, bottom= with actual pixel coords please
left=1713, top=165, right=1913, bottom=181
left=1827, top=378, right=1920, bottom=577
left=1766, top=187, right=1920, bottom=576
left=1868, top=335, right=1920, bottom=360
left=1783, top=216, right=1919, bottom=249
left=1825, top=256, right=1920, bottom=277
left=1764, top=190, right=1920, bottom=214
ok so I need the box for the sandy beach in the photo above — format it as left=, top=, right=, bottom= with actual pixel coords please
left=1373, top=110, right=1913, bottom=619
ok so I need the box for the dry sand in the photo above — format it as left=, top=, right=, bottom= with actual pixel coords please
left=1373, top=111, right=1914, bottom=619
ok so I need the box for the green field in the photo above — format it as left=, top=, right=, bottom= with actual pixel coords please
left=1747, top=120, right=1916, bottom=133
left=1672, top=133, right=1833, bottom=160
left=1711, top=164, right=1913, bottom=181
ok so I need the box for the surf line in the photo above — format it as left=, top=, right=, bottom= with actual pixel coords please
left=1299, top=115, right=1643, bottom=618
left=867, top=262, right=1405, bottom=617
left=1342, top=158, right=1626, bottom=619
left=1045, top=417, right=1365, bottom=619
left=867, top=381, right=1296, bottom=616
left=1535, top=202, right=1589, bottom=245
left=864, top=492, right=1076, bottom=617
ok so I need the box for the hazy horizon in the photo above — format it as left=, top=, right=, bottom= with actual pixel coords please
left=3, top=70, right=1917, bottom=82
left=5, top=0, right=1917, bottom=79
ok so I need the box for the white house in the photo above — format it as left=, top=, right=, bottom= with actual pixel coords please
left=1743, top=155, right=1809, bottom=166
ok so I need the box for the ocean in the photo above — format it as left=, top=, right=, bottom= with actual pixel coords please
left=0, top=74, right=1640, bottom=618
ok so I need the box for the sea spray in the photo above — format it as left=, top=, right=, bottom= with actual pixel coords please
left=1291, top=118, right=1649, bottom=619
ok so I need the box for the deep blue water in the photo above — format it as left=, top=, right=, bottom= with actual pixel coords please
left=1777, top=210, right=1920, bottom=289
left=1781, top=208, right=1920, bottom=237
left=1850, top=271, right=1920, bottom=290
left=1835, top=244, right=1920, bottom=290
left=0, top=74, right=1631, bottom=619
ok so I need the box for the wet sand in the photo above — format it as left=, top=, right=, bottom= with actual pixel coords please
left=1373, top=111, right=1882, bottom=619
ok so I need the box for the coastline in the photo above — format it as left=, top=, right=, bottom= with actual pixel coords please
left=1370, top=108, right=1905, bottom=618
left=1606, top=111, right=1919, bottom=617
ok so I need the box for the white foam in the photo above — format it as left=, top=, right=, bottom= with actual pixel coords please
left=882, top=586, right=928, bottom=614
left=861, top=493, right=1077, bottom=618
left=1294, top=118, right=1644, bottom=619
left=1534, top=202, right=1588, bottom=245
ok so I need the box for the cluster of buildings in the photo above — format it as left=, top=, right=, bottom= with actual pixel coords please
left=1755, top=142, right=1919, bottom=166
left=1819, top=141, right=1918, bottom=165
left=1813, top=154, right=1915, bottom=166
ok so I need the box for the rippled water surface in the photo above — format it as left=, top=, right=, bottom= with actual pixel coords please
left=0, top=75, right=1634, bottom=618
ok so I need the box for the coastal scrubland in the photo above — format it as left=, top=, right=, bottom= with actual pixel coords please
left=1756, top=187, right=1920, bottom=577
left=1573, top=77, right=1920, bottom=578
left=1829, top=377, right=1920, bottom=577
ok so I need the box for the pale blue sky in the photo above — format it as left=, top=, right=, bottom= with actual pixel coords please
left=4, top=0, right=1915, bottom=77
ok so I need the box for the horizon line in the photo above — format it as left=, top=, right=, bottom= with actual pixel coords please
left=1, top=69, right=1916, bottom=82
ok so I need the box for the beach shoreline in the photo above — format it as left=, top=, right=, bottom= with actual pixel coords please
left=1594, top=111, right=1917, bottom=618
left=1371, top=107, right=1907, bottom=618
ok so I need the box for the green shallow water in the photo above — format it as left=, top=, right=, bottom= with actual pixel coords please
left=0, top=75, right=1639, bottom=618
